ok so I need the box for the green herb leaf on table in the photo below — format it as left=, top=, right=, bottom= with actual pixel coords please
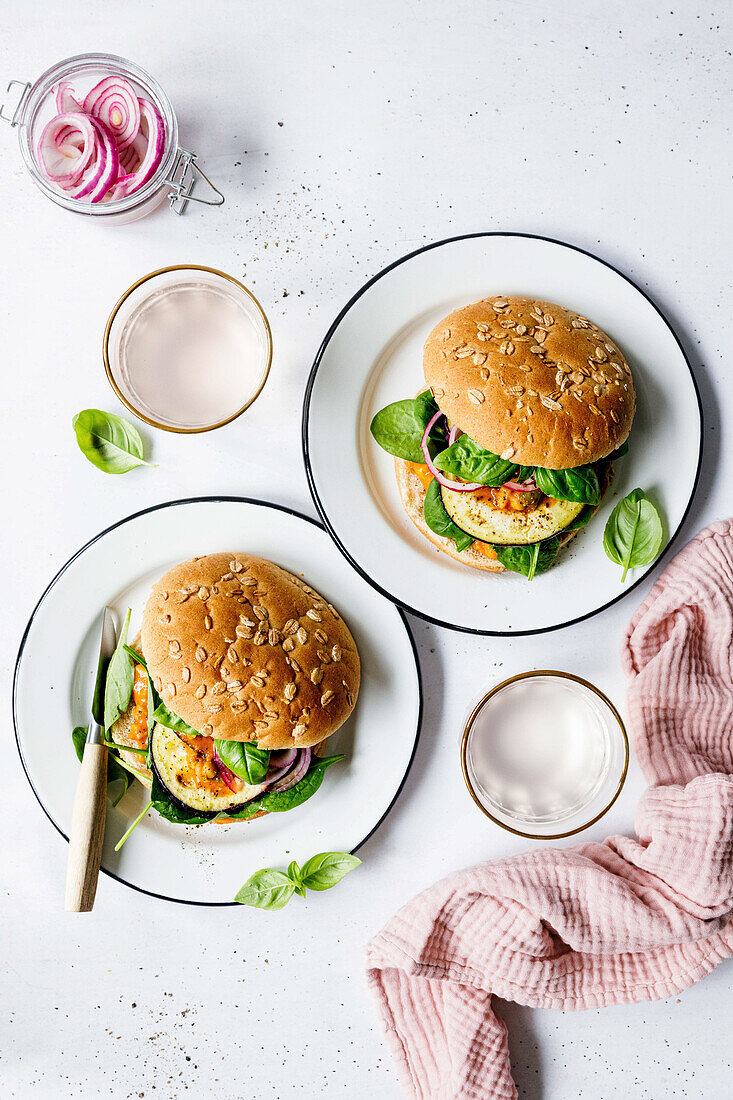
left=215, top=739, right=270, bottom=784
left=423, top=478, right=474, bottom=552
left=493, top=538, right=560, bottom=580
left=72, top=409, right=155, bottom=475
left=369, top=391, right=442, bottom=462
left=533, top=464, right=601, bottom=505
left=71, top=726, right=132, bottom=807
left=433, top=434, right=518, bottom=487
left=603, top=488, right=663, bottom=581
left=299, top=851, right=362, bottom=891
left=104, top=608, right=133, bottom=731
left=235, top=851, right=360, bottom=909
left=235, top=870, right=296, bottom=911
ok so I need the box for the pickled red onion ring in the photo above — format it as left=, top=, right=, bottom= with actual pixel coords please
left=421, top=411, right=482, bottom=492
left=55, top=81, right=82, bottom=114
left=37, top=113, right=96, bottom=184
left=83, top=76, right=141, bottom=151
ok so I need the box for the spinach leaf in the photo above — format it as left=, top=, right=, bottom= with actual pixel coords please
left=72, top=409, right=155, bottom=475
left=494, top=537, right=560, bottom=579
left=149, top=771, right=217, bottom=826
left=299, top=851, right=361, bottom=891
left=226, top=754, right=346, bottom=820
left=603, top=488, right=663, bottom=581
left=369, top=390, right=442, bottom=461
left=235, top=869, right=296, bottom=910
left=104, top=608, right=133, bottom=731
left=433, top=435, right=518, bottom=487
left=71, top=726, right=132, bottom=807
left=533, top=464, right=600, bottom=505
left=152, top=698, right=200, bottom=738
left=258, top=754, right=345, bottom=812
left=235, top=851, right=360, bottom=909
left=423, top=478, right=474, bottom=552
left=215, top=739, right=270, bottom=784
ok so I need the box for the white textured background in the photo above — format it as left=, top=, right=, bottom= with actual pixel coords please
left=2, top=2, right=731, bottom=1097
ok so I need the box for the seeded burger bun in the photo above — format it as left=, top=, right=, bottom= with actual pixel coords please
left=141, top=554, right=360, bottom=750
left=423, top=296, right=635, bottom=469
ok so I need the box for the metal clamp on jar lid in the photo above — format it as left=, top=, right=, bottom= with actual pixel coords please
left=1, top=52, right=223, bottom=223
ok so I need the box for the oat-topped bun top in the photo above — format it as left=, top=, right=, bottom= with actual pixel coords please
left=141, top=553, right=360, bottom=750
left=423, top=296, right=635, bottom=469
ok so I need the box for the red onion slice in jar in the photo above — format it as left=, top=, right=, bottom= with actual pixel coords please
left=83, top=76, right=141, bottom=151
left=421, top=411, right=482, bottom=492
left=83, top=118, right=120, bottom=203
left=121, top=98, right=165, bottom=193
left=37, top=113, right=97, bottom=186
left=55, top=81, right=82, bottom=114
left=103, top=172, right=138, bottom=202
left=267, top=748, right=312, bottom=793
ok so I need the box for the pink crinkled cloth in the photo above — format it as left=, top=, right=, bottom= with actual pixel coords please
left=366, top=520, right=733, bottom=1099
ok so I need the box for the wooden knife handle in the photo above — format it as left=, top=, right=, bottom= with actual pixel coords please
left=65, top=742, right=108, bottom=912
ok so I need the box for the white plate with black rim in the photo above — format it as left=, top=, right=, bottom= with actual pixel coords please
left=13, top=497, right=421, bottom=906
left=302, top=233, right=702, bottom=635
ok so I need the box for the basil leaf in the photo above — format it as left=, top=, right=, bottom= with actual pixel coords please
left=104, top=608, right=133, bottom=731
left=299, top=852, right=361, bottom=892
left=149, top=771, right=216, bottom=825
left=214, top=739, right=270, bottom=784
left=287, top=860, right=306, bottom=897
left=603, top=488, right=663, bottom=581
left=423, top=478, right=474, bottom=552
left=235, top=870, right=296, bottom=910
left=72, top=409, right=155, bottom=475
left=533, top=464, right=600, bottom=505
left=152, top=699, right=200, bottom=738
left=494, top=537, right=560, bottom=579
left=71, top=726, right=132, bottom=807
left=433, top=435, right=518, bottom=487
left=369, top=391, right=442, bottom=461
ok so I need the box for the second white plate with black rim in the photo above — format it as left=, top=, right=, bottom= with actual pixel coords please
left=13, top=498, right=421, bottom=906
left=303, top=233, right=702, bottom=635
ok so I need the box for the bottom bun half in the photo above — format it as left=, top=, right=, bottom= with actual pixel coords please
left=395, top=459, right=505, bottom=573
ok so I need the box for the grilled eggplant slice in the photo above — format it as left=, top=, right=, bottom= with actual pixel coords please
left=150, top=723, right=267, bottom=814
left=440, top=486, right=585, bottom=546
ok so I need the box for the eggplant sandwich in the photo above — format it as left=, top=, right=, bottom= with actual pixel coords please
left=78, top=553, right=360, bottom=830
left=370, top=296, right=636, bottom=579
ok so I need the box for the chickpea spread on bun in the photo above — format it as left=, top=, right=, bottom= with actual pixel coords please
left=100, top=553, right=360, bottom=826
left=370, top=297, right=635, bottom=579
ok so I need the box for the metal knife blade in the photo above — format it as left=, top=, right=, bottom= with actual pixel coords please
left=87, top=607, right=118, bottom=744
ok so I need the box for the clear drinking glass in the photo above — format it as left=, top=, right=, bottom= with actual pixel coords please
left=104, top=265, right=273, bottom=433
left=461, top=671, right=629, bottom=839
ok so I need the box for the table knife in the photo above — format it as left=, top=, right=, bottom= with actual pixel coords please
left=64, top=607, right=117, bottom=912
